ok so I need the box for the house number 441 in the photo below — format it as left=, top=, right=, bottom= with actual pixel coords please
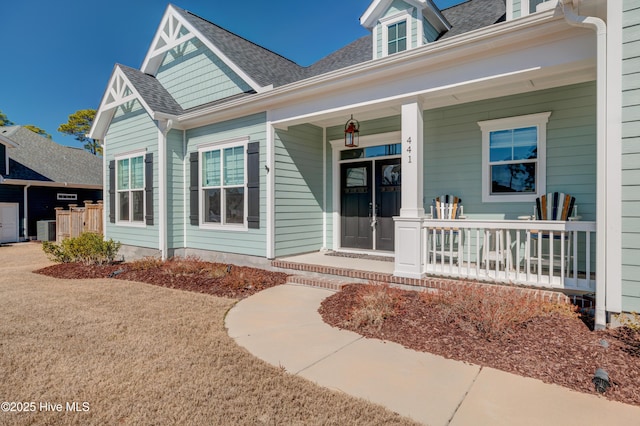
left=406, top=137, right=412, bottom=163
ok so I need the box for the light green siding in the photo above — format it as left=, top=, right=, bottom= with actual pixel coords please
left=375, top=26, right=383, bottom=58
left=383, top=0, right=412, bottom=19
left=166, top=129, right=185, bottom=249
left=185, top=113, right=266, bottom=257
left=423, top=18, right=440, bottom=44
left=105, top=100, right=159, bottom=249
left=274, top=125, right=324, bottom=257
left=156, top=38, right=252, bottom=110
left=423, top=83, right=596, bottom=223
left=513, top=0, right=522, bottom=18
left=622, top=0, right=640, bottom=312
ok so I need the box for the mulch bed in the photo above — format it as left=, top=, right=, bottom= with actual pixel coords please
left=319, top=284, right=640, bottom=407
left=35, top=260, right=640, bottom=407
left=35, top=261, right=288, bottom=299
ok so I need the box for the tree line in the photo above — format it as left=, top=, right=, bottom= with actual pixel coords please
left=0, top=109, right=100, bottom=155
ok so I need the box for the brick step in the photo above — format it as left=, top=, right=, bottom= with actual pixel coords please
left=285, top=275, right=351, bottom=292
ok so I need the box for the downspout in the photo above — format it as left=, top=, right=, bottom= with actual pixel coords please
left=266, top=112, right=275, bottom=259
left=183, top=129, right=187, bottom=252
left=560, top=1, right=607, bottom=329
left=159, top=119, right=173, bottom=260
left=23, top=184, right=30, bottom=240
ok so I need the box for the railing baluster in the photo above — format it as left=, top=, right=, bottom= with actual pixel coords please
left=573, top=230, right=579, bottom=283
left=475, top=228, right=480, bottom=278
left=448, top=228, right=453, bottom=271
left=586, top=231, right=591, bottom=289
left=515, top=230, right=521, bottom=282
left=526, top=230, right=531, bottom=283
left=537, top=230, right=542, bottom=284
left=560, top=230, right=565, bottom=281
left=466, top=228, right=471, bottom=277
left=506, top=229, right=512, bottom=277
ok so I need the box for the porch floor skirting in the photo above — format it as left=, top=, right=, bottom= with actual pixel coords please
left=272, top=256, right=571, bottom=305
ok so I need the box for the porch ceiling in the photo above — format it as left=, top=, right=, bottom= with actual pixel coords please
left=274, top=59, right=596, bottom=130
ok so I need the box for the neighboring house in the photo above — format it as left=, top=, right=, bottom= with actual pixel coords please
left=0, top=126, right=103, bottom=242
left=89, top=0, right=637, bottom=328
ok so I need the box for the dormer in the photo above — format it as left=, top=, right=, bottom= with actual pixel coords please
left=360, top=0, right=450, bottom=59
left=506, top=0, right=560, bottom=20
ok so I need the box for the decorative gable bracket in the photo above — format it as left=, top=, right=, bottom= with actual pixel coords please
left=89, top=65, right=159, bottom=140
left=140, top=5, right=268, bottom=94
left=142, top=11, right=196, bottom=73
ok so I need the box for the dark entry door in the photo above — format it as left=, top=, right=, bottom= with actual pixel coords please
left=341, top=162, right=373, bottom=249
left=375, top=158, right=401, bottom=251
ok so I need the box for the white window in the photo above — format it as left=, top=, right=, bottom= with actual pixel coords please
left=387, top=21, right=407, bottom=54
left=116, top=152, right=145, bottom=223
left=199, top=139, right=247, bottom=228
left=478, top=112, right=551, bottom=202
left=381, top=12, right=412, bottom=57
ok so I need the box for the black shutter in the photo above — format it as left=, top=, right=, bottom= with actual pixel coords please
left=145, top=153, right=154, bottom=225
left=189, top=152, right=199, bottom=226
left=247, top=142, right=260, bottom=229
left=108, top=160, right=116, bottom=223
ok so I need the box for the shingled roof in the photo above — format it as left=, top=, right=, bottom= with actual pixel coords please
left=173, top=6, right=307, bottom=88
left=109, top=0, right=506, bottom=117
left=119, top=65, right=184, bottom=116
left=439, top=0, right=506, bottom=40
left=174, top=0, right=504, bottom=87
left=0, top=126, right=102, bottom=186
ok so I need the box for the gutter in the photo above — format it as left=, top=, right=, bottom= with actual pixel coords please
left=560, top=1, right=607, bottom=330
left=1, top=179, right=102, bottom=190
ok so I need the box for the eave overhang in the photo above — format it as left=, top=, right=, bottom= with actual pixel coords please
left=0, top=179, right=102, bottom=190
left=0, top=133, right=18, bottom=148
left=174, top=9, right=594, bottom=129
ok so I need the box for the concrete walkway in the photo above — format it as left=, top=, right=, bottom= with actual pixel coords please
left=226, top=284, right=640, bottom=426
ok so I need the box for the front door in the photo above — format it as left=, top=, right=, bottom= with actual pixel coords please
left=0, top=203, right=19, bottom=243
left=340, top=158, right=401, bottom=251
left=375, top=158, right=401, bottom=251
left=341, top=162, right=372, bottom=249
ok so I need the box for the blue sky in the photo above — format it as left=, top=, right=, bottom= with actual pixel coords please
left=0, top=0, right=464, bottom=149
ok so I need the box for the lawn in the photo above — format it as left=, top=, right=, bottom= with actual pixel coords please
left=0, top=243, right=415, bottom=425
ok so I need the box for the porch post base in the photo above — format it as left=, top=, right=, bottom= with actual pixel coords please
left=393, top=217, right=424, bottom=279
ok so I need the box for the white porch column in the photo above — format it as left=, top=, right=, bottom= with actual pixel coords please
left=400, top=101, right=424, bottom=218
left=394, top=100, right=425, bottom=278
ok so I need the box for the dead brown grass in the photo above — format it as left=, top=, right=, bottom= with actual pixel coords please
left=0, top=243, right=416, bottom=426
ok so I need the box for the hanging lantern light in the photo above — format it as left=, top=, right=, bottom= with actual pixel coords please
left=344, top=115, right=360, bottom=147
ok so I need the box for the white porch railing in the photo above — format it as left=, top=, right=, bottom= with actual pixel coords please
left=422, top=219, right=596, bottom=292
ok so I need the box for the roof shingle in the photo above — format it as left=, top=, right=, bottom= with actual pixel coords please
left=0, top=126, right=102, bottom=186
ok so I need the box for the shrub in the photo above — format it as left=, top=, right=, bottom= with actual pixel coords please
left=348, top=284, right=403, bottom=330
left=420, top=284, right=577, bottom=341
left=42, top=233, right=121, bottom=265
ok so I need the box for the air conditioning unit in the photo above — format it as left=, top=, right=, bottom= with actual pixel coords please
left=37, top=220, right=56, bottom=242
